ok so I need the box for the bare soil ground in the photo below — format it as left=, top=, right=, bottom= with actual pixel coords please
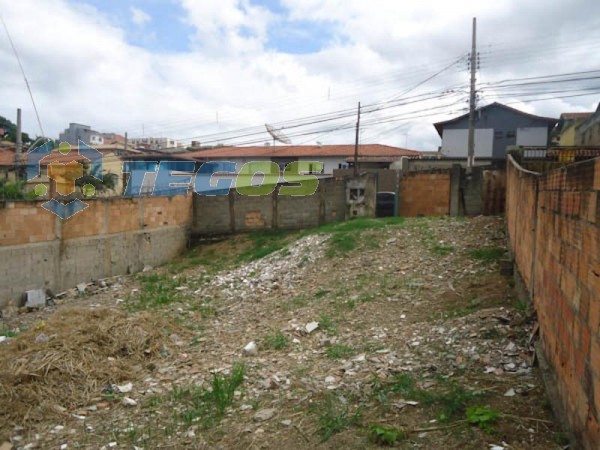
left=0, top=216, right=567, bottom=449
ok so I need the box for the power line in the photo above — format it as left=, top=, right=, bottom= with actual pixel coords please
left=0, top=14, right=45, bottom=137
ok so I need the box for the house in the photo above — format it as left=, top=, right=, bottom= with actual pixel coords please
left=182, top=144, right=420, bottom=174
left=130, top=137, right=184, bottom=153
left=58, top=123, right=104, bottom=146
left=575, top=102, right=600, bottom=146
left=555, top=112, right=593, bottom=146
left=433, top=102, right=558, bottom=158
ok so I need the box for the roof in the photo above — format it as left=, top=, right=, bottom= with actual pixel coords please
left=0, top=149, right=15, bottom=166
left=433, top=102, right=558, bottom=137
left=182, top=144, right=420, bottom=160
left=560, top=112, right=593, bottom=120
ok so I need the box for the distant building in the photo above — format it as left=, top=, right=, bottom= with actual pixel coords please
left=434, top=102, right=558, bottom=158
left=58, top=123, right=104, bottom=146
left=101, top=133, right=126, bottom=145
left=575, top=102, right=600, bottom=146
left=130, top=137, right=183, bottom=153
left=181, top=144, right=420, bottom=174
left=555, top=112, right=593, bottom=146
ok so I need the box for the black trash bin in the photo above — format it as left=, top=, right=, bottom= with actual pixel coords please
left=376, top=192, right=396, bottom=217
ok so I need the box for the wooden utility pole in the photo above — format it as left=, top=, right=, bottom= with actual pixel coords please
left=353, top=102, right=361, bottom=176
left=467, top=17, right=477, bottom=169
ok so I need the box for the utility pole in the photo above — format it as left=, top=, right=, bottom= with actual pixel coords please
left=15, top=108, right=24, bottom=180
left=15, top=108, right=22, bottom=155
left=353, top=102, right=361, bottom=176
left=124, top=131, right=128, bottom=156
left=467, top=17, right=477, bottom=169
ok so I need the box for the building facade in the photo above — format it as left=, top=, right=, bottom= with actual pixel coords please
left=575, top=103, right=600, bottom=146
left=434, top=103, right=558, bottom=158
left=58, top=123, right=104, bottom=146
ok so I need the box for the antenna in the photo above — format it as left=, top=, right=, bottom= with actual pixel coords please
left=265, top=124, right=292, bottom=145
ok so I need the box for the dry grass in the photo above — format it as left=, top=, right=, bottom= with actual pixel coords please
left=0, top=307, right=179, bottom=431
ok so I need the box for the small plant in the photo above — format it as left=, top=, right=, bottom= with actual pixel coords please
left=316, top=394, right=362, bottom=441
left=129, top=273, right=183, bottom=310
left=431, top=244, right=455, bottom=256
left=264, top=330, right=289, bottom=350
left=0, top=326, right=18, bottom=338
left=469, top=247, right=505, bottom=262
left=240, top=230, right=293, bottom=261
left=325, top=343, right=355, bottom=359
left=369, top=424, right=407, bottom=446
left=318, top=314, right=337, bottom=335
left=466, top=405, right=499, bottom=431
left=170, top=363, right=246, bottom=430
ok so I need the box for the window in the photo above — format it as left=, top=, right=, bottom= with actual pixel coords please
left=506, top=130, right=516, bottom=139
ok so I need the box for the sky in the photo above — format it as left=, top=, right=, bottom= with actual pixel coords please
left=1, top=0, right=600, bottom=151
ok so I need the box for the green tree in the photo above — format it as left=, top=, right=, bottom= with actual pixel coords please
left=0, top=115, right=33, bottom=144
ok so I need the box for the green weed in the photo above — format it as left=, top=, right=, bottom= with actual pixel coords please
left=264, top=330, right=289, bottom=350
left=240, top=230, right=294, bottom=261
left=315, top=394, right=362, bottom=441
left=466, top=405, right=499, bottom=431
left=369, top=424, right=407, bottom=446
left=128, top=273, right=183, bottom=310
left=318, top=314, right=337, bottom=335
left=170, top=363, right=245, bottom=429
left=469, top=247, right=505, bottom=262
left=325, top=343, right=355, bottom=359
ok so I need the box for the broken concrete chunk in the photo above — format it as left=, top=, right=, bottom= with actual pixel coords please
left=504, top=388, right=516, bottom=397
left=305, top=322, right=319, bottom=334
left=76, top=283, right=87, bottom=294
left=243, top=341, right=258, bottom=355
left=116, top=383, right=133, bottom=393
left=253, top=408, right=275, bottom=422
left=35, top=333, right=49, bottom=343
left=121, top=397, right=137, bottom=407
left=22, top=289, right=46, bottom=308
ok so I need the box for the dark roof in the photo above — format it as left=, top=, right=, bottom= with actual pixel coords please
left=433, top=102, right=558, bottom=137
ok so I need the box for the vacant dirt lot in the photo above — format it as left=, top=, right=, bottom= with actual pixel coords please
left=0, top=216, right=567, bottom=449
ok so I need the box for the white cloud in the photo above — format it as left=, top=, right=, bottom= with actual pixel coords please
left=0, top=0, right=599, bottom=151
left=130, top=6, right=151, bottom=27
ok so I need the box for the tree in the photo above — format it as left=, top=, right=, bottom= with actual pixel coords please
left=0, top=115, right=33, bottom=144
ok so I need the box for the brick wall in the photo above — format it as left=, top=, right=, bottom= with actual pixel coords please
left=507, top=155, right=600, bottom=449
left=0, top=195, right=192, bottom=309
left=399, top=170, right=451, bottom=216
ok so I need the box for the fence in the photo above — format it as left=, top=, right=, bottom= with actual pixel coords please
left=506, top=155, right=600, bottom=449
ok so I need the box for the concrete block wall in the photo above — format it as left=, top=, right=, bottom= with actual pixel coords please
left=191, top=177, right=359, bottom=236
left=507, top=156, right=600, bottom=449
left=399, top=170, right=451, bottom=216
left=0, top=195, right=192, bottom=309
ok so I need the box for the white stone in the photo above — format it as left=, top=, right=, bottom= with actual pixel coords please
left=253, top=408, right=275, bottom=422
left=121, top=397, right=137, bottom=407
left=305, top=322, right=319, bottom=334
left=116, top=383, right=133, bottom=393
left=243, top=342, right=258, bottom=355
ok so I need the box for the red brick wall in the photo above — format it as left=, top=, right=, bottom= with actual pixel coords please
left=507, top=156, right=600, bottom=449
left=400, top=171, right=450, bottom=216
left=0, top=195, right=193, bottom=245
left=0, top=201, right=56, bottom=245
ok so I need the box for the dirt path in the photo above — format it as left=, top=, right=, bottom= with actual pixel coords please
left=0, top=217, right=566, bottom=449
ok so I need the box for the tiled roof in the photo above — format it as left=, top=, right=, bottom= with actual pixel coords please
left=182, top=144, right=420, bottom=160
left=0, top=149, right=15, bottom=166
